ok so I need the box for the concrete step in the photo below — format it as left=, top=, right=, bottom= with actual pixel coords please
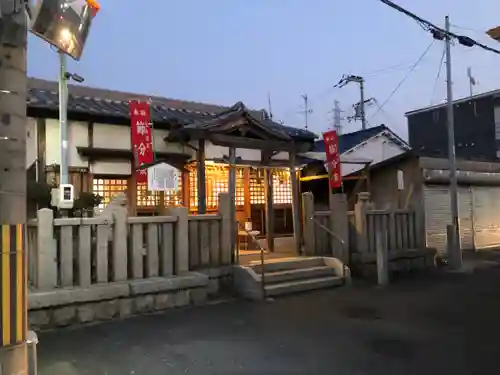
left=263, top=266, right=337, bottom=284
left=251, top=257, right=325, bottom=273
left=264, top=276, right=344, bottom=297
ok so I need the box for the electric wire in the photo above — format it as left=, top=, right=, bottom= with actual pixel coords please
left=372, top=41, right=434, bottom=118
left=430, top=44, right=446, bottom=105
left=379, top=0, right=500, bottom=55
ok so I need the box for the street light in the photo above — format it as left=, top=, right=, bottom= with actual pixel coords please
left=29, top=0, right=100, bottom=210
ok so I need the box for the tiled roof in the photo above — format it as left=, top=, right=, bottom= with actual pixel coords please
left=27, top=77, right=316, bottom=141
left=313, top=125, right=390, bottom=153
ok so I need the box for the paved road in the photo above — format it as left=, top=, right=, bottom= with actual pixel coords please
left=38, top=269, right=500, bottom=375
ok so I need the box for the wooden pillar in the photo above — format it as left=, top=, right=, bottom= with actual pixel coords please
left=197, top=140, right=206, bottom=214
left=290, top=151, right=302, bottom=255
left=127, top=173, right=137, bottom=216
left=182, top=168, right=190, bottom=209
left=158, top=191, right=167, bottom=215
left=264, top=168, right=275, bottom=252
left=243, top=167, right=251, bottom=219
left=228, top=147, right=236, bottom=260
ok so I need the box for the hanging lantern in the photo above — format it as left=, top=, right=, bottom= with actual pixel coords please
left=30, top=0, right=100, bottom=60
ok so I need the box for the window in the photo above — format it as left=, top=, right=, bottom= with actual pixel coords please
left=235, top=168, right=245, bottom=207
left=273, top=169, right=292, bottom=205
left=495, top=107, right=500, bottom=140
left=136, top=183, right=160, bottom=207
left=250, top=168, right=265, bottom=205
left=92, top=178, right=128, bottom=209
left=137, top=174, right=183, bottom=208
left=188, top=163, right=245, bottom=211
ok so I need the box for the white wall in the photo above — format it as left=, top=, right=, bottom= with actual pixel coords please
left=26, top=117, right=37, bottom=168
left=45, top=119, right=88, bottom=168
left=341, top=134, right=405, bottom=176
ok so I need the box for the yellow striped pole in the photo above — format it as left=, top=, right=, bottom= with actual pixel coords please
left=0, top=224, right=27, bottom=348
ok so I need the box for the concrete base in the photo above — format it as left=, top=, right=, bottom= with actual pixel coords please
left=198, top=266, right=233, bottom=296
left=0, top=342, right=28, bottom=375
left=351, top=248, right=436, bottom=280
left=28, top=272, right=210, bottom=330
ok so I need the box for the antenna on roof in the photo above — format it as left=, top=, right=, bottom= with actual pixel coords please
left=298, top=94, right=313, bottom=130
left=267, top=92, right=273, bottom=119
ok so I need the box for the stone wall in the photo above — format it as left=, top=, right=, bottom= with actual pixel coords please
left=28, top=272, right=212, bottom=330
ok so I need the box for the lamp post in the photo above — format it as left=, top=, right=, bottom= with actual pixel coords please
left=30, top=0, right=100, bottom=210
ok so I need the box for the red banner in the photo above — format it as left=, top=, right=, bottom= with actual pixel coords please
left=323, top=130, right=342, bottom=189
left=129, top=100, right=154, bottom=183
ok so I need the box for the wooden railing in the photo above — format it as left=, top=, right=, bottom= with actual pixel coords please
left=188, top=215, right=223, bottom=269
left=302, top=191, right=423, bottom=264
left=365, top=209, right=418, bottom=253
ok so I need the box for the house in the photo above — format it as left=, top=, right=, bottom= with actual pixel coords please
left=406, top=89, right=500, bottom=161
left=25, top=77, right=317, bottom=241
left=357, top=151, right=500, bottom=253
left=300, top=125, right=410, bottom=208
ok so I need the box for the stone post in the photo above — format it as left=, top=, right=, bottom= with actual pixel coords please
left=329, top=193, right=350, bottom=264
left=218, top=193, right=232, bottom=265
left=112, top=206, right=128, bottom=281
left=376, top=226, right=389, bottom=286
left=354, top=192, right=370, bottom=253
left=36, top=209, right=57, bottom=290
left=169, top=207, right=189, bottom=274
left=301, top=192, right=316, bottom=256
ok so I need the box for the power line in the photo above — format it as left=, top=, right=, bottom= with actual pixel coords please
left=379, top=0, right=500, bottom=55
left=430, top=44, right=446, bottom=105
left=372, top=42, right=434, bottom=118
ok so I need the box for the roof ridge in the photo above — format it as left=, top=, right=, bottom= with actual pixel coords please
left=27, top=77, right=231, bottom=114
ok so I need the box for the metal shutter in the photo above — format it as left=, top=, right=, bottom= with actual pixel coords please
left=472, top=187, right=500, bottom=250
left=424, top=186, right=451, bottom=254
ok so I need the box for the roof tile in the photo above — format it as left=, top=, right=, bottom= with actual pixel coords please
left=27, top=77, right=316, bottom=140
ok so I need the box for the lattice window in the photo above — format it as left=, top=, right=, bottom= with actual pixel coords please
left=137, top=183, right=160, bottom=207
left=92, top=178, right=128, bottom=209
left=250, top=168, right=265, bottom=205
left=206, top=164, right=228, bottom=210
left=137, top=177, right=183, bottom=208
left=273, top=169, right=292, bottom=205
left=165, top=175, right=183, bottom=206
left=188, top=165, right=198, bottom=210
left=188, top=163, right=245, bottom=211
left=235, top=168, right=245, bottom=207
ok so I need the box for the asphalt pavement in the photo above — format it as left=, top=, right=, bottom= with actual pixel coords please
left=37, top=268, right=500, bottom=375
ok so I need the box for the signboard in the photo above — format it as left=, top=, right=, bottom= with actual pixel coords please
left=147, top=163, right=180, bottom=192
left=129, top=100, right=154, bottom=184
left=30, top=0, right=100, bottom=60
left=323, top=130, right=342, bottom=189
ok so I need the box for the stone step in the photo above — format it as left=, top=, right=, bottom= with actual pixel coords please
left=262, top=266, right=337, bottom=284
left=250, top=257, right=325, bottom=273
left=264, top=276, right=344, bottom=297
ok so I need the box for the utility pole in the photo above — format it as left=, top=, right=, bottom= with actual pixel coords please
left=330, top=100, right=344, bottom=134
left=335, top=74, right=367, bottom=130
left=299, top=94, right=313, bottom=130
left=445, top=15, right=463, bottom=269
left=0, top=0, right=29, bottom=373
